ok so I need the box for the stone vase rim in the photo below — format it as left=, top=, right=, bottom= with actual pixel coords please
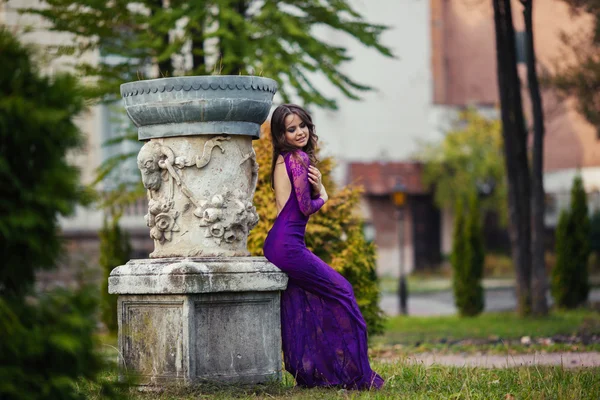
left=120, top=75, right=278, bottom=140
left=120, top=75, right=278, bottom=97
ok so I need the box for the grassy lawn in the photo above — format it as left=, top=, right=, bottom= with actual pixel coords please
left=378, top=309, right=600, bottom=343
left=88, top=310, right=600, bottom=398
left=81, top=361, right=600, bottom=399
left=372, top=309, right=600, bottom=354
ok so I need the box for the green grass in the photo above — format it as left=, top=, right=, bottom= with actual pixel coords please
left=80, top=361, right=600, bottom=399
left=86, top=311, right=600, bottom=398
left=375, top=309, right=600, bottom=346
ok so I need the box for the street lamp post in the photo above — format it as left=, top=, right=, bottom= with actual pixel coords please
left=392, top=180, right=408, bottom=315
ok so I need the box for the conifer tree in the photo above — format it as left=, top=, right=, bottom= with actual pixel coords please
left=552, top=175, right=591, bottom=308
left=464, top=192, right=485, bottom=316
left=99, top=213, right=132, bottom=335
left=0, top=28, right=123, bottom=400
left=451, top=200, right=467, bottom=314
left=451, top=193, right=485, bottom=317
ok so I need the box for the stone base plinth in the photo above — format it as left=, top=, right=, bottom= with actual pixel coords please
left=108, top=257, right=288, bottom=386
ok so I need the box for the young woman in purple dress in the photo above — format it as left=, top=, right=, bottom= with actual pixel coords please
left=263, top=104, right=384, bottom=390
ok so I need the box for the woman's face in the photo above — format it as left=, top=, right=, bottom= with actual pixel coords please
left=284, top=113, right=309, bottom=149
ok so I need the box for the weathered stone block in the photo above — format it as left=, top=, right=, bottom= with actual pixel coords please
left=192, top=292, right=281, bottom=383
left=110, top=257, right=287, bottom=386
left=119, top=296, right=186, bottom=383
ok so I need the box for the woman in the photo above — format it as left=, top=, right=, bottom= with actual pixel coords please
left=263, top=104, right=384, bottom=390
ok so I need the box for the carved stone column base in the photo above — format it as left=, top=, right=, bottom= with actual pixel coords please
left=108, top=257, right=288, bottom=386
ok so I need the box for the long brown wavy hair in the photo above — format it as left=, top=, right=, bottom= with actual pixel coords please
left=269, top=104, right=319, bottom=189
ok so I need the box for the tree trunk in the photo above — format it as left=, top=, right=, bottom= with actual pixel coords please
left=522, top=0, right=549, bottom=316
left=219, top=0, right=247, bottom=75
left=152, top=0, right=173, bottom=77
left=492, top=0, right=532, bottom=315
left=191, top=20, right=206, bottom=74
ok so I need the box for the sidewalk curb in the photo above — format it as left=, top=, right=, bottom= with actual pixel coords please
left=379, top=352, right=600, bottom=368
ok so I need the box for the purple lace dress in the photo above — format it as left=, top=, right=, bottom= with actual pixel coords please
left=263, top=150, right=384, bottom=390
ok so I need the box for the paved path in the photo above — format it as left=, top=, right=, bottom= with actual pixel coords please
left=380, top=352, right=600, bottom=368
left=380, top=287, right=600, bottom=316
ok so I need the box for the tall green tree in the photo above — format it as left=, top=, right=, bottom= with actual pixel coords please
left=451, top=194, right=485, bottom=317
left=418, top=109, right=507, bottom=222
left=553, top=0, right=600, bottom=136
left=451, top=200, right=467, bottom=314
left=0, top=28, right=83, bottom=299
left=0, top=28, right=123, bottom=400
left=23, top=0, right=393, bottom=108
left=552, top=175, right=591, bottom=308
left=569, top=175, right=590, bottom=304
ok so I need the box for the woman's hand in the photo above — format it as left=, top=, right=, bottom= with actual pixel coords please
left=308, top=166, right=328, bottom=202
left=308, top=166, right=322, bottom=193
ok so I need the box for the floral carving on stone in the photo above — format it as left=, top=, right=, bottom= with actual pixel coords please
left=138, top=143, right=180, bottom=244
left=199, top=189, right=259, bottom=245
left=145, top=198, right=180, bottom=243
left=137, top=135, right=258, bottom=248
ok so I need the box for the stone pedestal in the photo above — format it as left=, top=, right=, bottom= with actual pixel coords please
left=108, top=76, right=285, bottom=386
left=109, top=257, right=287, bottom=385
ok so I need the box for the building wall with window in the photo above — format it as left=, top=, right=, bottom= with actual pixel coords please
left=347, top=161, right=441, bottom=277
left=2, top=0, right=150, bottom=289
left=430, top=0, right=600, bottom=256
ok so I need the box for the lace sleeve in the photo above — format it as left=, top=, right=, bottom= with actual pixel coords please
left=287, top=151, right=325, bottom=217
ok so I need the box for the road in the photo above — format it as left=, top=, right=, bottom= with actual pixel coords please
left=380, top=287, right=600, bottom=316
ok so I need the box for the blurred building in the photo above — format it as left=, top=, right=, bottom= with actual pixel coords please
left=314, top=0, right=600, bottom=277
left=428, top=0, right=600, bottom=257
left=3, top=0, right=600, bottom=282
left=1, top=0, right=150, bottom=290
left=346, top=161, right=441, bottom=276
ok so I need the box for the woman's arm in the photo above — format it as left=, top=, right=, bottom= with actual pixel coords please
left=288, top=151, right=325, bottom=216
